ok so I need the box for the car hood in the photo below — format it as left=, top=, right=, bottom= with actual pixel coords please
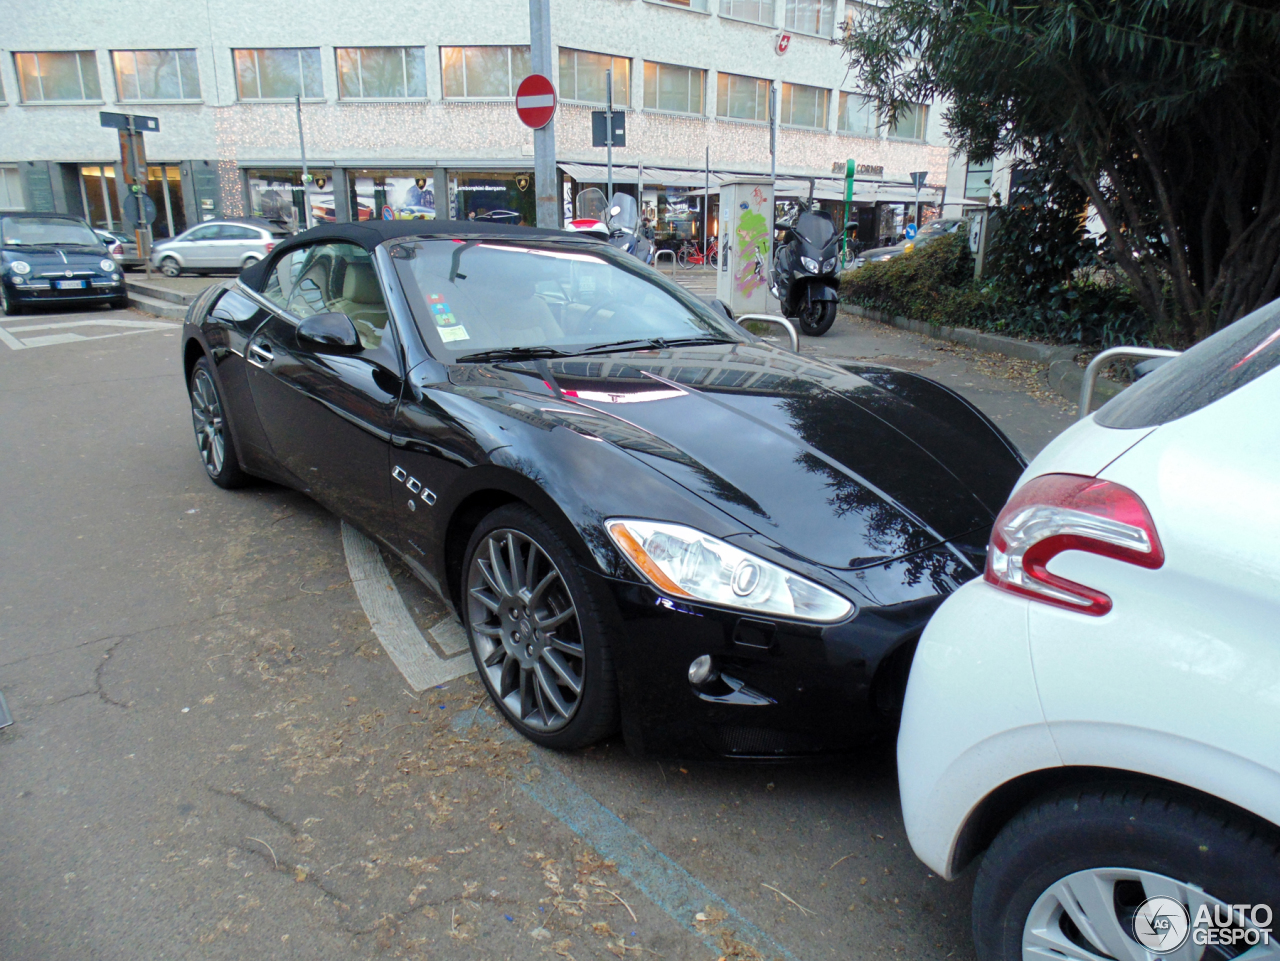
left=859, top=245, right=905, bottom=260
left=447, top=343, right=1023, bottom=570
left=3, top=246, right=109, bottom=269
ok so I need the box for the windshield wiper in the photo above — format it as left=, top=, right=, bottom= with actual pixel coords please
left=454, top=346, right=572, bottom=364
left=574, top=336, right=735, bottom=355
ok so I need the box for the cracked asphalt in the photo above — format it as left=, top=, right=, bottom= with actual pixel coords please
left=0, top=302, right=1073, bottom=961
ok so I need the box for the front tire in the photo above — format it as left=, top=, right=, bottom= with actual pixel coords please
left=462, top=504, right=619, bottom=750
left=160, top=256, right=182, bottom=278
left=1, top=284, right=23, bottom=316
left=188, top=357, right=249, bottom=489
left=973, top=784, right=1280, bottom=961
left=797, top=298, right=837, bottom=336
left=676, top=247, right=692, bottom=269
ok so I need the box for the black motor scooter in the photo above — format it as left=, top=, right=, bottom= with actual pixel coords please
left=770, top=207, right=841, bottom=336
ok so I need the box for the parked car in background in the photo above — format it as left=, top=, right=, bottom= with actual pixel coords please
left=2, top=213, right=126, bottom=314
left=852, top=218, right=966, bottom=269
left=896, top=300, right=1280, bottom=961
left=151, top=218, right=289, bottom=277
left=95, top=228, right=144, bottom=270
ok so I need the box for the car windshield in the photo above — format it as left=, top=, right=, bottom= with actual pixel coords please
left=3, top=217, right=100, bottom=247
left=389, top=238, right=746, bottom=360
left=794, top=210, right=835, bottom=247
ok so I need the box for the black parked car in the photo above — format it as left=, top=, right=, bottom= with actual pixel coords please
left=181, top=220, right=1024, bottom=756
left=2, top=213, right=127, bottom=314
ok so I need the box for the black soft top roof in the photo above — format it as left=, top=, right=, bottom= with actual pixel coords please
left=239, top=219, right=598, bottom=291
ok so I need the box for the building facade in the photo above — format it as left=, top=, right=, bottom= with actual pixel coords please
left=1, top=0, right=953, bottom=243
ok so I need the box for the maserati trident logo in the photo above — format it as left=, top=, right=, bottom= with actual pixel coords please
left=1133, top=897, right=1190, bottom=953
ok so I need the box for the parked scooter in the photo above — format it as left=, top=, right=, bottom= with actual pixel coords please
left=603, top=193, right=653, bottom=264
left=770, top=207, right=841, bottom=336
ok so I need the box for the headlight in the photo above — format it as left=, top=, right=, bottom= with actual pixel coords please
left=822, top=257, right=837, bottom=273
left=874, top=254, right=893, bottom=261
left=606, top=519, right=853, bottom=623
left=799, top=256, right=820, bottom=274
left=99, top=259, right=116, bottom=272
left=10, top=261, right=31, bottom=275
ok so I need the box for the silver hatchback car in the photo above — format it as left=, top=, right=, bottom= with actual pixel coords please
left=151, top=219, right=289, bottom=277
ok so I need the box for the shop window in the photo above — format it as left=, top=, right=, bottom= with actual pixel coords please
left=784, top=0, right=836, bottom=35
left=837, top=91, right=877, bottom=136
left=449, top=172, right=535, bottom=226
left=337, top=47, right=427, bottom=100
left=348, top=170, right=436, bottom=221
left=246, top=168, right=334, bottom=231
left=780, top=82, right=829, bottom=129
left=642, top=61, right=705, bottom=116
left=112, top=50, right=201, bottom=102
left=716, top=72, right=769, bottom=123
left=234, top=48, right=323, bottom=101
left=721, top=0, right=773, bottom=21
left=441, top=46, right=531, bottom=99
left=0, top=167, right=24, bottom=210
left=558, top=49, right=630, bottom=107
left=888, top=102, right=928, bottom=141
left=965, top=159, right=993, bottom=200
left=14, top=51, right=102, bottom=103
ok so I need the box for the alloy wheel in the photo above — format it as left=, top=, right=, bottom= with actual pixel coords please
left=190, top=368, right=225, bottom=478
left=1022, top=866, right=1276, bottom=961
left=466, top=529, right=585, bottom=733
left=161, top=257, right=181, bottom=278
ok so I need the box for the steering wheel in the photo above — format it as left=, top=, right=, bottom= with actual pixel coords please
left=570, top=298, right=636, bottom=337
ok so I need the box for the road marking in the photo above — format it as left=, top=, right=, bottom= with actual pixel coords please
left=452, top=710, right=800, bottom=961
left=340, top=521, right=475, bottom=690
left=0, top=317, right=177, bottom=350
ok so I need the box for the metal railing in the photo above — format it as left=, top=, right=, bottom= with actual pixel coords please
left=653, top=248, right=677, bottom=277
left=737, top=313, right=799, bottom=353
left=1079, top=346, right=1181, bottom=420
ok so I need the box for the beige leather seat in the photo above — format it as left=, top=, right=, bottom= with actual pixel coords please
left=331, top=262, right=389, bottom=350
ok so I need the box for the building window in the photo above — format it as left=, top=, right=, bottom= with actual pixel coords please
left=441, top=46, right=531, bottom=99
left=780, top=82, right=828, bottom=129
left=0, top=68, right=6, bottom=103
left=558, top=49, right=630, bottom=107
left=234, top=48, right=323, bottom=101
left=337, top=47, right=427, bottom=99
left=112, top=50, right=201, bottom=102
left=785, top=0, right=836, bottom=36
left=716, top=72, right=769, bottom=123
left=643, top=61, right=705, bottom=115
left=841, top=0, right=873, bottom=36
left=14, top=51, right=102, bottom=103
left=650, top=0, right=709, bottom=10
left=965, top=159, right=993, bottom=200
left=889, top=102, right=928, bottom=141
left=721, top=0, right=775, bottom=24
left=837, top=91, right=877, bottom=136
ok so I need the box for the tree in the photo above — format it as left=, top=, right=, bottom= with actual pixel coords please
left=842, top=0, right=1280, bottom=344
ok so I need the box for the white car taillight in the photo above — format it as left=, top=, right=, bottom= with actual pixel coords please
left=265, top=242, right=275, bottom=254
left=985, top=473, right=1163, bottom=616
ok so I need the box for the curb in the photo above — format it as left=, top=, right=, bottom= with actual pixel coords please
left=838, top=304, right=1125, bottom=406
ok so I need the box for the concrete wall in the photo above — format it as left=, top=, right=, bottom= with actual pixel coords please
left=0, top=0, right=949, bottom=185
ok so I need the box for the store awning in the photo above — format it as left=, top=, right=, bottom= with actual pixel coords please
left=557, top=162, right=729, bottom=188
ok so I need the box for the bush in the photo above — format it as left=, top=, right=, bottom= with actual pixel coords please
left=839, top=231, right=1151, bottom=347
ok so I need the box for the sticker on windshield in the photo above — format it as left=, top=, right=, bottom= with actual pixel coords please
left=438, top=324, right=469, bottom=342
left=428, top=293, right=462, bottom=326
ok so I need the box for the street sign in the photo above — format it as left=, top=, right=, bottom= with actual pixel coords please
left=591, top=110, right=626, bottom=148
left=516, top=74, right=556, bottom=129
left=905, top=223, right=918, bottom=240
left=382, top=205, right=394, bottom=220
left=909, top=171, right=929, bottom=189
left=99, top=111, right=159, bottom=133
left=121, top=193, right=157, bottom=227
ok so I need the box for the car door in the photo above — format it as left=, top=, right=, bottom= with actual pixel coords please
left=219, top=225, right=260, bottom=268
left=244, top=241, right=403, bottom=539
left=180, top=224, right=221, bottom=268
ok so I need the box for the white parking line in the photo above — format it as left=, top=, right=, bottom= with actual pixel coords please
left=340, top=521, right=475, bottom=690
left=0, top=317, right=178, bottom=351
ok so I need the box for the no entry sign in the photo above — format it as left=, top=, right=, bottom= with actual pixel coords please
left=516, top=74, right=557, bottom=129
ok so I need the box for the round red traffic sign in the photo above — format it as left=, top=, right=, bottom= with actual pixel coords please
left=516, top=74, right=557, bottom=129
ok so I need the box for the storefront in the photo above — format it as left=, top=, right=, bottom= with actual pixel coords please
left=79, top=163, right=189, bottom=239
left=449, top=171, right=536, bottom=225
left=244, top=168, right=335, bottom=230
left=347, top=169, right=436, bottom=221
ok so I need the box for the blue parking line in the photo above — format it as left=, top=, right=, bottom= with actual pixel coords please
left=452, top=711, right=797, bottom=960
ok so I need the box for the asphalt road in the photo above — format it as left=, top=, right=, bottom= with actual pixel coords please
left=0, top=300, right=1073, bottom=961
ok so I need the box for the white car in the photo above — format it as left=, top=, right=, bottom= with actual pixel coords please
left=898, top=300, right=1280, bottom=961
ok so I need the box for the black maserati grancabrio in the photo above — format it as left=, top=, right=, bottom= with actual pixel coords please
left=181, top=220, right=1025, bottom=757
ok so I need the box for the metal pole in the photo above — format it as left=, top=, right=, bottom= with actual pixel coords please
left=606, top=69, right=614, bottom=205
left=915, top=183, right=921, bottom=229
left=703, top=146, right=709, bottom=260
left=529, top=0, right=559, bottom=228
left=126, top=117, right=153, bottom=280
left=296, top=95, right=312, bottom=231
left=769, top=82, right=777, bottom=188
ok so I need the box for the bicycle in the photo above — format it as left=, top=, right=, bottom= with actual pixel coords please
left=676, top=239, right=718, bottom=269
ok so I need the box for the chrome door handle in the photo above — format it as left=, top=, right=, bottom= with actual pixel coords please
left=247, top=342, right=274, bottom=367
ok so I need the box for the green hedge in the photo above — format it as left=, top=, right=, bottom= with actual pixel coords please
left=839, top=232, right=1151, bottom=347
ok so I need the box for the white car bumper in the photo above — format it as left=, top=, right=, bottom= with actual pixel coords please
left=896, top=578, right=1062, bottom=878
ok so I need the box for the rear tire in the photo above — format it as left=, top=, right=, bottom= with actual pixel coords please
left=972, top=783, right=1280, bottom=961
left=797, top=299, right=837, bottom=336
left=160, top=257, right=181, bottom=278
left=189, top=357, right=249, bottom=489
left=708, top=250, right=718, bottom=268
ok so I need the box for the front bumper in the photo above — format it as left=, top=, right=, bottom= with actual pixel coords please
left=590, top=544, right=972, bottom=759
left=7, top=276, right=123, bottom=304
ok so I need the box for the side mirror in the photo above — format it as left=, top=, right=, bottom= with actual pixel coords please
left=297, top=312, right=361, bottom=353
left=610, top=205, right=622, bottom=217
left=710, top=299, right=734, bottom=323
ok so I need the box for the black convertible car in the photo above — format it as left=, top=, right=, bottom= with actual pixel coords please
left=181, top=220, right=1024, bottom=757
